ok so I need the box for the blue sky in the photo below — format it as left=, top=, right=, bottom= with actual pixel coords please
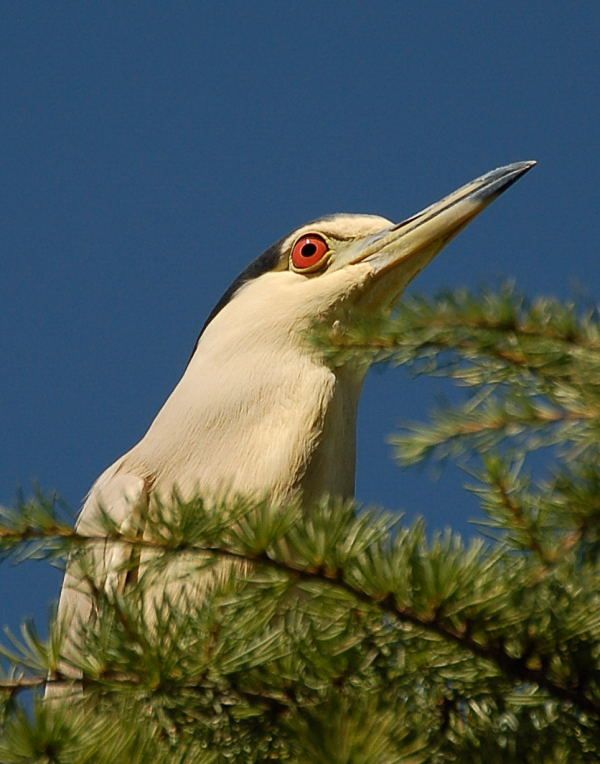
left=2, top=3, right=598, bottom=634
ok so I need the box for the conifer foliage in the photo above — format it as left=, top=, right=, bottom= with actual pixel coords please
left=1, top=288, right=599, bottom=762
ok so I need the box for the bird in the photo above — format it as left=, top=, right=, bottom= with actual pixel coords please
left=51, top=161, right=535, bottom=690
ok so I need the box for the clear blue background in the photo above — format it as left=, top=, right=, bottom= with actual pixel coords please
left=2, top=3, right=598, bottom=635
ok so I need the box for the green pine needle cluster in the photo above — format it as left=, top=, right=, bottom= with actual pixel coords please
left=1, top=287, right=599, bottom=762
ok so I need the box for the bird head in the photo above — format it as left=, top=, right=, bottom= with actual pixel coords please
left=191, top=162, right=535, bottom=364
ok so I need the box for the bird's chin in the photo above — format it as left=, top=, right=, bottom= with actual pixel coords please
left=352, top=239, right=448, bottom=313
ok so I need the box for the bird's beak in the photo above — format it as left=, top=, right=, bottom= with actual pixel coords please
left=332, top=161, right=536, bottom=299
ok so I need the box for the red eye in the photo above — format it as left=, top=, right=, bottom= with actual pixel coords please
left=291, top=234, right=329, bottom=272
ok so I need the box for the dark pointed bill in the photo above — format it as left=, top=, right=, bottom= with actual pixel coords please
left=330, top=161, right=536, bottom=275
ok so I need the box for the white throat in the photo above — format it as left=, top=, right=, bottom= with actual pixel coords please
left=121, top=270, right=369, bottom=507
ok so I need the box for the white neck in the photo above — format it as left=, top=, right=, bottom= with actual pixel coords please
left=123, top=270, right=370, bottom=507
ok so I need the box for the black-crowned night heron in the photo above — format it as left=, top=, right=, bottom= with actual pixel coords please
left=54, top=161, right=535, bottom=666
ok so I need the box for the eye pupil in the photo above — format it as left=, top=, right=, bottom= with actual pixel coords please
left=291, top=232, right=329, bottom=272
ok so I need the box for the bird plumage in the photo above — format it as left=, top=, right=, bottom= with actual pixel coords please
left=50, top=164, right=535, bottom=696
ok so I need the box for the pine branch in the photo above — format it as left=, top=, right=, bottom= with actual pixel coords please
left=2, top=503, right=598, bottom=718
left=313, top=288, right=600, bottom=373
